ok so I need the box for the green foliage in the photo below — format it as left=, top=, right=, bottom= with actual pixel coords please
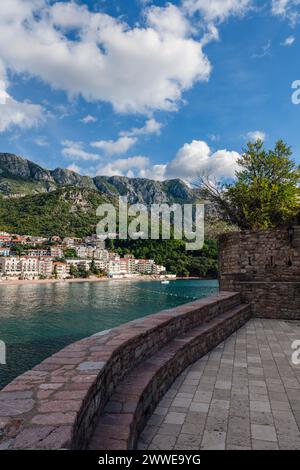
left=53, top=265, right=58, bottom=280
left=0, top=187, right=110, bottom=237
left=69, top=264, right=79, bottom=278
left=78, top=265, right=89, bottom=278
left=90, top=259, right=100, bottom=276
left=111, top=238, right=218, bottom=278
left=0, top=186, right=219, bottom=279
left=63, top=248, right=77, bottom=259
left=204, top=140, right=300, bottom=230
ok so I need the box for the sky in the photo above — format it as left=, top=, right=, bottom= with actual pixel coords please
left=0, top=0, right=300, bottom=182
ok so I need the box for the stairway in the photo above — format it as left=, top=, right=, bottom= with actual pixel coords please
left=88, top=298, right=251, bottom=450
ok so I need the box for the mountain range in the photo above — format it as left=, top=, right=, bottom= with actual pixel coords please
left=0, top=152, right=207, bottom=237
left=0, top=152, right=199, bottom=205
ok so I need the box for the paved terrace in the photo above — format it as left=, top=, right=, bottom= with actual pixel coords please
left=138, top=319, right=300, bottom=450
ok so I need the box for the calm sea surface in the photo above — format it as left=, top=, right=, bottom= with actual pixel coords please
left=0, top=279, right=219, bottom=389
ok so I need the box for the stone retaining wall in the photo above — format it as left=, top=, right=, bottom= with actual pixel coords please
left=0, top=291, right=241, bottom=450
left=219, top=228, right=300, bottom=319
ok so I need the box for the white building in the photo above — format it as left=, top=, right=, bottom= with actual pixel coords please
left=135, top=259, right=155, bottom=274
left=50, top=246, right=64, bottom=259
left=19, top=257, right=39, bottom=280
left=84, top=235, right=105, bottom=249
left=108, top=259, right=121, bottom=276
left=0, top=257, right=22, bottom=278
left=38, top=258, right=54, bottom=278
left=63, top=237, right=82, bottom=248
left=153, top=264, right=166, bottom=275
left=27, top=249, right=49, bottom=258
left=93, top=249, right=109, bottom=261
left=0, top=256, right=57, bottom=279
left=26, top=236, right=48, bottom=245
left=75, top=246, right=89, bottom=259
left=53, top=262, right=68, bottom=279
left=0, top=248, right=10, bottom=257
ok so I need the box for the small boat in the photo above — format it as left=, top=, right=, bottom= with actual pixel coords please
left=161, top=280, right=170, bottom=285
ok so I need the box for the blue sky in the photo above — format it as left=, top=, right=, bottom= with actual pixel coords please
left=0, top=0, right=300, bottom=182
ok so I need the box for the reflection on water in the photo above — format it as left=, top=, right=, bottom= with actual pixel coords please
left=0, top=279, right=219, bottom=388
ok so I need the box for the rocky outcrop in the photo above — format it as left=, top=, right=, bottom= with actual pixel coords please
left=0, top=153, right=52, bottom=181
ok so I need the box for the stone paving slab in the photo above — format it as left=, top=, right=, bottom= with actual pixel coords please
left=138, top=319, right=300, bottom=450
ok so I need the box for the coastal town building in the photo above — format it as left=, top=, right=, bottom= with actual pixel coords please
left=84, top=235, right=105, bottom=250
left=0, top=232, right=167, bottom=280
left=38, top=258, right=54, bottom=278
left=53, top=261, right=68, bottom=279
left=63, top=237, right=82, bottom=248
left=49, top=246, right=64, bottom=259
left=25, top=236, right=48, bottom=245
left=135, top=259, right=155, bottom=274
left=27, top=249, right=49, bottom=258
left=24, top=247, right=64, bottom=259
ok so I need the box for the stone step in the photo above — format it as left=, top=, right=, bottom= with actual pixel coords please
left=88, top=303, right=251, bottom=450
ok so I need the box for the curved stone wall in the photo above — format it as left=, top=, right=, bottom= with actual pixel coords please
left=0, top=292, right=243, bottom=450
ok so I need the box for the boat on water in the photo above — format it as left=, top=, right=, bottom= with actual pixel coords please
left=161, top=280, right=170, bottom=285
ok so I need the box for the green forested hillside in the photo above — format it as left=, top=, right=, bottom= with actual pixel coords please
left=107, top=239, right=218, bottom=278
left=0, top=187, right=113, bottom=238
left=0, top=187, right=218, bottom=277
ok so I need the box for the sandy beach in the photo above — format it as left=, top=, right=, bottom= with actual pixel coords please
left=0, top=275, right=168, bottom=287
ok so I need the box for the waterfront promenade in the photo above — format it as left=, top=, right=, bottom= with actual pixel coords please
left=138, top=318, right=300, bottom=450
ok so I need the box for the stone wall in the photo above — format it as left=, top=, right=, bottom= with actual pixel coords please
left=0, top=292, right=246, bottom=450
left=219, top=227, right=300, bottom=319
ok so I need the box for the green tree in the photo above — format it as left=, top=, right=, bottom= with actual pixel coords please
left=78, top=265, right=89, bottom=278
left=53, top=265, right=58, bottom=280
left=69, top=264, right=79, bottom=278
left=90, top=259, right=100, bottom=275
left=63, top=248, right=77, bottom=259
left=200, top=140, right=300, bottom=230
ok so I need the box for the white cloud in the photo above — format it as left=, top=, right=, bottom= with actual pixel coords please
left=147, top=3, right=191, bottom=37
left=112, top=140, right=239, bottom=181
left=272, top=0, right=300, bottom=24
left=81, top=115, right=97, bottom=124
left=62, top=140, right=101, bottom=161
left=0, top=76, right=44, bottom=133
left=247, top=130, right=267, bottom=141
left=272, top=0, right=290, bottom=15
left=91, top=136, right=137, bottom=156
left=281, top=35, right=296, bottom=46
left=0, top=1, right=211, bottom=115
left=63, top=139, right=240, bottom=182
left=209, top=134, right=220, bottom=142
left=67, top=163, right=82, bottom=174
left=120, top=118, right=163, bottom=137
left=183, top=0, right=252, bottom=22
left=139, top=164, right=168, bottom=181
left=96, top=156, right=149, bottom=177
left=252, top=40, right=271, bottom=59
left=34, top=136, right=48, bottom=147
left=164, top=140, right=240, bottom=181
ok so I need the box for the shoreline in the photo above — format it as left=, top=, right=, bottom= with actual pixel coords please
left=0, top=276, right=207, bottom=287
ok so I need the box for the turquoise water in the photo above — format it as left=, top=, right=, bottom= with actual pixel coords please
left=0, top=279, right=219, bottom=389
